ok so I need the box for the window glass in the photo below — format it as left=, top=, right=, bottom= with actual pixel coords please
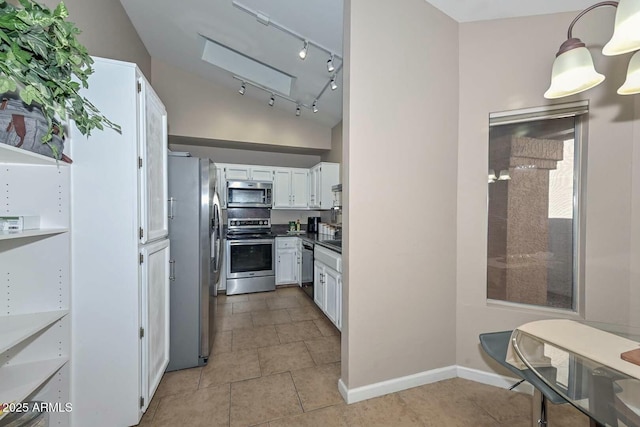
left=487, top=107, right=585, bottom=310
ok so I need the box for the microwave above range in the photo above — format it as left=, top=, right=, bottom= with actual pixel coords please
left=227, top=180, right=273, bottom=208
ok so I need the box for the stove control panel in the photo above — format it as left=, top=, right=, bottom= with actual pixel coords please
left=228, top=218, right=271, bottom=232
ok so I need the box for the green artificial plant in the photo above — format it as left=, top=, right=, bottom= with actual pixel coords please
left=0, top=0, right=120, bottom=142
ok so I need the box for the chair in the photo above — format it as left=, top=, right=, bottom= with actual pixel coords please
left=479, top=331, right=568, bottom=427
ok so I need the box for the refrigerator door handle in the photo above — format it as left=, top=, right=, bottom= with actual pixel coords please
left=169, top=259, right=176, bottom=281
left=168, top=197, right=175, bottom=219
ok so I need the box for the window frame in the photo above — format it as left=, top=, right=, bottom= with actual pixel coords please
left=486, top=101, right=588, bottom=315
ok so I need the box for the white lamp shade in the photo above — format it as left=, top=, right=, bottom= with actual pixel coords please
left=544, top=47, right=605, bottom=99
left=602, top=0, right=640, bottom=56
left=618, top=50, right=640, bottom=94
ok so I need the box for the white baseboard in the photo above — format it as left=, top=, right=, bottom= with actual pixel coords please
left=456, top=366, right=533, bottom=395
left=338, top=365, right=532, bottom=404
left=338, top=365, right=457, bottom=404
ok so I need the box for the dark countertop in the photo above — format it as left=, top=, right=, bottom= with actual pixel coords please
left=271, top=224, right=341, bottom=254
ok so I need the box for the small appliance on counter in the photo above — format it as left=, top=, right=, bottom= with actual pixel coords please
left=307, top=216, right=321, bottom=233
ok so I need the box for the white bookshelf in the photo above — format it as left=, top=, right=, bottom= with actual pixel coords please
left=0, top=144, right=71, bottom=425
left=0, top=228, right=68, bottom=241
left=0, top=311, right=69, bottom=355
left=0, top=357, right=69, bottom=420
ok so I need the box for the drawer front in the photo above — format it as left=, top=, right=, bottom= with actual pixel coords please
left=276, top=237, right=298, bottom=249
left=314, top=245, right=341, bottom=272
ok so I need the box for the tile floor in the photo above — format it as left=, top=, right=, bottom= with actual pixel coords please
left=139, top=286, right=589, bottom=427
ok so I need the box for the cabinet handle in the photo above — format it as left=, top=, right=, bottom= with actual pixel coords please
left=168, top=197, right=175, bottom=219
left=169, top=259, right=176, bottom=281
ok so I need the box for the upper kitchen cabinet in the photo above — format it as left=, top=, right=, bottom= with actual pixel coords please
left=309, top=162, right=340, bottom=210
left=273, top=168, right=309, bottom=209
left=223, top=164, right=274, bottom=182
left=70, top=57, right=170, bottom=427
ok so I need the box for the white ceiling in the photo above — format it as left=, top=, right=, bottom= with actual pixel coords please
left=119, top=0, right=595, bottom=131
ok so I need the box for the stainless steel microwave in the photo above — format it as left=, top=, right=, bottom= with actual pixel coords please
left=227, top=180, right=273, bottom=208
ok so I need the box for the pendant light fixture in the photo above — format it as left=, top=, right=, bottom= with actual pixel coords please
left=618, top=50, right=640, bottom=94
left=602, top=0, right=640, bottom=55
left=545, top=1, right=640, bottom=99
left=299, top=40, right=309, bottom=60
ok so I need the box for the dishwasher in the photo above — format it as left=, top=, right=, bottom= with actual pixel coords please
left=301, top=240, right=314, bottom=299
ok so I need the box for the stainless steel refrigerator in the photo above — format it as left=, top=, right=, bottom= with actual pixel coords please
left=167, top=153, right=223, bottom=371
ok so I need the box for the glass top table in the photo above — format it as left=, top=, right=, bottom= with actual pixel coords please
left=512, top=322, right=640, bottom=427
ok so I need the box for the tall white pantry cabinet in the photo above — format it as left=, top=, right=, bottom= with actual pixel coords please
left=70, top=58, right=170, bottom=426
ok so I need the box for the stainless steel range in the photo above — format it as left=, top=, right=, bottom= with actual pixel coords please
left=226, top=208, right=276, bottom=295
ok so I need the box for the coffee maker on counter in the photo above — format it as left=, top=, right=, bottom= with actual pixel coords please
left=307, top=216, right=321, bottom=233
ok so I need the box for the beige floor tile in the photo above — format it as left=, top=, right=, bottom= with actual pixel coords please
left=343, top=393, right=425, bottom=427
left=218, top=294, right=249, bottom=304
left=150, top=384, right=230, bottom=427
left=232, top=325, right=280, bottom=351
left=216, top=312, right=254, bottom=331
left=269, top=404, right=349, bottom=427
left=313, top=316, right=340, bottom=336
left=215, top=302, right=234, bottom=316
left=233, top=300, right=269, bottom=314
left=248, top=291, right=275, bottom=301
left=200, top=349, right=261, bottom=388
left=275, top=286, right=303, bottom=297
left=287, top=305, right=323, bottom=321
left=154, top=367, right=202, bottom=399
left=276, top=320, right=323, bottom=344
left=398, top=380, right=499, bottom=427
left=252, top=309, right=293, bottom=327
left=304, top=335, right=341, bottom=365
left=230, top=372, right=303, bottom=427
left=291, top=362, right=343, bottom=412
left=212, top=330, right=233, bottom=355
left=266, top=296, right=309, bottom=310
left=258, top=341, right=316, bottom=375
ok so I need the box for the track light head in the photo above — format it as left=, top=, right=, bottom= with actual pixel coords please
left=327, top=55, right=335, bottom=72
left=268, top=94, right=275, bottom=106
left=330, top=76, right=338, bottom=91
left=295, top=105, right=301, bottom=116
left=239, top=82, right=246, bottom=95
left=312, top=100, right=318, bottom=113
left=299, top=41, right=309, bottom=60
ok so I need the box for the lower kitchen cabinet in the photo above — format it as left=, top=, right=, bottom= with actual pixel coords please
left=313, top=246, right=342, bottom=331
left=276, top=237, right=301, bottom=285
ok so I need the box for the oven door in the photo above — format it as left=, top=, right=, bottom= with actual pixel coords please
left=226, top=238, right=275, bottom=279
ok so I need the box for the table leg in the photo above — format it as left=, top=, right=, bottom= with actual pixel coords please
left=532, top=388, right=548, bottom=426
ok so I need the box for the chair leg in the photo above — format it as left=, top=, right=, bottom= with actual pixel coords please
left=532, top=388, right=548, bottom=427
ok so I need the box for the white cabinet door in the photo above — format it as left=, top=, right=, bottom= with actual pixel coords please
left=251, top=167, right=274, bottom=182
left=309, top=165, right=319, bottom=208
left=139, top=79, right=169, bottom=244
left=296, top=240, right=302, bottom=287
left=336, top=275, right=342, bottom=331
left=276, top=248, right=297, bottom=285
left=324, top=266, right=339, bottom=326
left=314, top=261, right=325, bottom=309
left=291, top=169, right=309, bottom=208
left=225, top=165, right=251, bottom=180
left=273, top=169, right=292, bottom=208
left=140, top=239, right=171, bottom=411
left=314, top=162, right=340, bottom=210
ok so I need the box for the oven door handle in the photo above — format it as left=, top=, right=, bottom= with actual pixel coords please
left=228, top=239, right=275, bottom=246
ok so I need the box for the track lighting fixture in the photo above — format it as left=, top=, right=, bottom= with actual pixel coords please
left=312, top=100, right=318, bottom=113
left=239, top=82, right=246, bottom=95
left=269, top=94, right=275, bottom=106
left=299, top=41, right=309, bottom=60
left=327, top=55, right=335, bottom=72
left=296, top=105, right=301, bottom=116
left=330, top=76, right=338, bottom=91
